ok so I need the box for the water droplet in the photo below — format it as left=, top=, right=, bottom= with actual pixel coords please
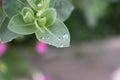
left=40, top=37, right=45, bottom=40
left=46, top=37, right=49, bottom=40
left=58, top=37, right=62, bottom=41
left=59, top=45, right=64, bottom=48
left=63, top=33, right=69, bottom=40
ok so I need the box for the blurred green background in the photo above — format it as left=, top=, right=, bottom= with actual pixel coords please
left=1, top=0, right=120, bottom=80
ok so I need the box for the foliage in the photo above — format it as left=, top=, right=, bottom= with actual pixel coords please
left=0, top=0, right=74, bottom=79
left=0, top=0, right=74, bottom=48
left=1, top=0, right=120, bottom=80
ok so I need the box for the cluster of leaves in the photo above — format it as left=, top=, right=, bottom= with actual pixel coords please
left=0, top=0, right=74, bottom=48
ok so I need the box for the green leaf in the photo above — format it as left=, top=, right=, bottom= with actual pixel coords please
left=0, top=8, right=6, bottom=26
left=23, top=11, right=34, bottom=23
left=3, top=0, right=25, bottom=18
left=21, top=7, right=34, bottom=23
left=8, top=14, right=37, bottom=35
left=22, top=7, right=34, bottom=16
left=40, top=0, right=50, bottom=9
left=39, top=8, right=56, bottom=26
left=55, top=0, right=74, bottom=21
left=35, top=19, right=70, bottom=48
left=20, top=0, right=28, bottom=4
left=0, top=17, right=20, bottom=42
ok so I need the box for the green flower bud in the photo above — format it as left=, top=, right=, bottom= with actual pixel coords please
left=21, top=7, right=34, bottom=23
left=38, top=8, right=57, bottom=26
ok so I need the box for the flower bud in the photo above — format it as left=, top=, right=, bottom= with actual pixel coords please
left=0, top=43, right=7, bottom=58
left=32, top=71, right=46, bottom=80
left=36, top=41, right=48, bottom=54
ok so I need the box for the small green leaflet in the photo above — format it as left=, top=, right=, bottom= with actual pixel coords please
left=8, top=14, right=37, bottom=35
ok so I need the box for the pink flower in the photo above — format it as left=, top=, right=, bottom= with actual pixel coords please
left=32, top=72, right=46, bottom=80
left=36, top=41, right=48, bottom=54
left=112, top=68, right=120, bottom=80
left=0, top=43, right=7, bottom=58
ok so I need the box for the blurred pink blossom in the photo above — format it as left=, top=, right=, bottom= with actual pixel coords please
left=112, top=68, right=120, bottom=80
left=36, top=41, right=48, bottom=54
left=0, top=43, right=7, bottom=58
left=32, top=72, right=46, bottom=80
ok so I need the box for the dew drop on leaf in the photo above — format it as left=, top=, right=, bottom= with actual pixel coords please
left=58, top=37, right=62, bottom=41
left=59, top=45, right=64, bottom=48
left=62, top=33, right=69, bottom=41
left=40, top=37, right=45, bottom=40
left=46, top=37, right=49, bottom=40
